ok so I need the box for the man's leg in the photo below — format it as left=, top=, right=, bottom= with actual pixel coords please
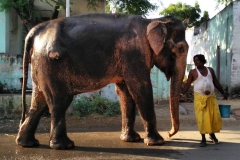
left=199, top=134, right=207, bottom=147
left=209, top=133, right=219, bottom=144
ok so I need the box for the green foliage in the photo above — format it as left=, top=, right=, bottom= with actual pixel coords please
left=0, top=0, right=33, bottom=18
left=201, top=11, right=209, bottom=22
left=0, top=81, right=3, bottom=93
left=72, top=94, right=121, bottom=117
left=86, top=0, right=100, bottom=11
left=105, top=0, right=158, bottom=17
left=216, top=0, right=239, bottom=7
left=160, top=2, right=209, bottom=27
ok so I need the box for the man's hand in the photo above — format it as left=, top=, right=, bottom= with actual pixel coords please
left=180, top=93, right=183, bottom=98
left=223, top=93, right=228, bottom=100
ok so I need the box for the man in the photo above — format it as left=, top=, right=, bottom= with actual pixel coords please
left=180, top=54, right=228, bottom=147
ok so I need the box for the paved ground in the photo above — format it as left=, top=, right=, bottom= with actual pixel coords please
left=0, top=99, right=240, bottom=159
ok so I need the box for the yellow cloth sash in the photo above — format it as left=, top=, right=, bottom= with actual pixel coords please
left=194, top=92, right=222, bottom=134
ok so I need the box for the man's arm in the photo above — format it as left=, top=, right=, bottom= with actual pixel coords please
left=181, top=69, right=194, bottom=95
left=208, top=67, right=228, bottom=99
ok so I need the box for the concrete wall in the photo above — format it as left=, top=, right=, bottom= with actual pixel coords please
left=151, top=67, right=170, bottom=103
left=0, top=9, right=23, bottom=55
left=0, top=11, right=9, bottom=54
left=0, top=54, right=23, bottom=92
left=0, top=9, right=24, bottom=93
left=0, top=94, right=31, bottom=119
left=9, top=9, right=23, bottom=55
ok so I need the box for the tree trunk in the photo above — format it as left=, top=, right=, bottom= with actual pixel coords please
left=13, top=0, right=35, bottom=31
left=52, top=5, right=60, bottom=19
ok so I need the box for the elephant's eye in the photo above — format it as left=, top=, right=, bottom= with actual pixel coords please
left=172, top=31, right=177, bottom=37
left=178, top=46, right=184, bottom=53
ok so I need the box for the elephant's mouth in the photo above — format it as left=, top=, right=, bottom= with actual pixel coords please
left=164, top=68, right=174, bottom=81
left=154, top=65, right=173, bottom=81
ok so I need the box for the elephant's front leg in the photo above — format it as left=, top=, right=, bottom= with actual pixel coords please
left=48, top=94, right=75, bottom=150
left=124, top=78, right=164, bottom=146
left=115, top=83, right=141, bottom=142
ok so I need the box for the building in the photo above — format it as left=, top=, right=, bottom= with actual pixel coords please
left=0, top=0, right=105, bottom=93
left=185, top=1, right=240, bottom=98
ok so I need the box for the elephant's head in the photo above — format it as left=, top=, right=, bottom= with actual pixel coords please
left=147, top=16, right=189, bottom=137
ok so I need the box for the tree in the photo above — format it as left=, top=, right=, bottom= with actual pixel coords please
left=0, top=0, right=34, bottom=30
left=216, top=0, right=240, bottom=7
left=0, top=0, right=158, bottom=31
left=105, top=0, right=157, bottom=17
left=159, top=2, right=209, bottom=27
left=0, top=0, right=66, bottom=31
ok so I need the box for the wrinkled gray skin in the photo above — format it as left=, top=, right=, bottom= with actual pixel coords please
left=16, top=13, right=188, bottom=150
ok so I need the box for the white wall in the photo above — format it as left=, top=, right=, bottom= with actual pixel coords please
left=231, top=2, right=240, bottom=93
left=185, top=3, right=234, bottom=91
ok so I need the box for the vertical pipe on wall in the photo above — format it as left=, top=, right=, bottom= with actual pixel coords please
left=225, top=17, right=229, bottom=88
left=226, top=17, right=229, bottom=67
left=66, top=0, right=70, bottom=17
left=217, top=46, right=220, bottom=80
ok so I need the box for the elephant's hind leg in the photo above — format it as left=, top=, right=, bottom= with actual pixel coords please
left=16, top=87, right=47, bottom=147
left=115, top=83, right=141, bottom=142
left=47, top=93, right=75, bottom=150
left=49, top=108, right=75, bottom=150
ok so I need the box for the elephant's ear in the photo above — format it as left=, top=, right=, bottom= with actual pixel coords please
left=147, top=21, right=167, bottom=55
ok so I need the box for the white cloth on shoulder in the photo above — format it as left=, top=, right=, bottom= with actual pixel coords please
left=193, top=67, right=215, bottom=95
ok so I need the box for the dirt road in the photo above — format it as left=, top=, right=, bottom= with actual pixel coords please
left=0, top=100, right=240, bottom=159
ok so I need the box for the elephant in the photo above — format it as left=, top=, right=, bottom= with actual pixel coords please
left=16, top=13, right=188, bottom=150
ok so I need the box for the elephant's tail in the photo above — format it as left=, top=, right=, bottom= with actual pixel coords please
left=21, top=32, right=33, bottom=125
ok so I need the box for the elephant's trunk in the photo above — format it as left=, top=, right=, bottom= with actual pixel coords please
left=167, top=46, right=187, bottom=138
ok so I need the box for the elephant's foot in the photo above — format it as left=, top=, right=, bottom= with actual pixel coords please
left=50, top=137, right=75, bottom=150
left=144, top=131, right=165, bottom=146
left=120, top=130, right=141, bottom=142
left=16, top=135, right=40, bottom=147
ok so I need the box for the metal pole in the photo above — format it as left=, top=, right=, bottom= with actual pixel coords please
left=66, top=0, right=70, bottom=17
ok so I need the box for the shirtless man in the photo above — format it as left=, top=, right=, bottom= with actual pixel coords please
left=181, top=54, right=228, bottom=147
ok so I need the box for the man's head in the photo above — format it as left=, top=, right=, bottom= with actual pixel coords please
left=193, top=54, right=207, bottom=67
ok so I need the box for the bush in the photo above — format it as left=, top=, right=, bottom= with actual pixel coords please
left=0, top=81, right=4, bottom=93
left=72, top=94, right=120, bottom=117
